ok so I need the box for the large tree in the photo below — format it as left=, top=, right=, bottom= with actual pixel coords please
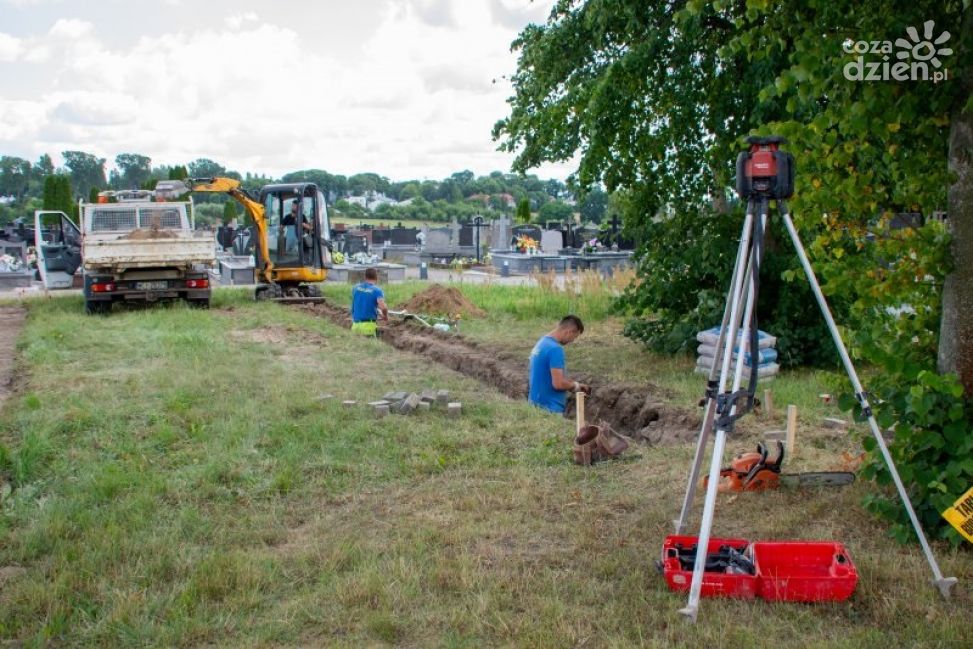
left=0, top=156, right=31, bottom=200
left=61, top=151, right=107, bottom=199
left=113, top=153, right=152, bottom=190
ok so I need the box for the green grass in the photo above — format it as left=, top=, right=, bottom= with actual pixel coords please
left=0, top=288, right=969, bottom=646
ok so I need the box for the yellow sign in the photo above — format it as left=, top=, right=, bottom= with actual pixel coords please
left=942, top=485, right=973, bottom=544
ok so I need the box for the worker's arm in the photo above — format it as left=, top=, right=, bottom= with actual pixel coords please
left=377, top=297, right=389, bottom=321
left=550, top=368, right=589, bottom=393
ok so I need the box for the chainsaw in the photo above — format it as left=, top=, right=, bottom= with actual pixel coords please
left=703, top=441, right=855, bottom=492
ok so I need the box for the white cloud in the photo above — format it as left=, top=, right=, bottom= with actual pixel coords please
left=0, top=32, right=23, bottom=61
left=225, top=11, right=258, bottom=30
left=0, top=0, right=568, bottom=180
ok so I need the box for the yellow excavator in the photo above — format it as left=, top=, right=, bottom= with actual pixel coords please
left=161, top=177, right=331, bottom=301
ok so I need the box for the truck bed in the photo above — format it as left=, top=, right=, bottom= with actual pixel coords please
left=83, top=231, right=216, bottom=271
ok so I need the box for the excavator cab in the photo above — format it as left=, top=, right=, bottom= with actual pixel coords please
left=256, top=183, right=331, bottom=299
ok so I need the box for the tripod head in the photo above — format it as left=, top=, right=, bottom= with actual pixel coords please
left=736, top=135, right=794, bottom=200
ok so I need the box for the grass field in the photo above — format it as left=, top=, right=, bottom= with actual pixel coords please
left=0, top=286, right=970, bottom=647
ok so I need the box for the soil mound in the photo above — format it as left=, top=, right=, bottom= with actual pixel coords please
left=397, top=284, right=485, bottom=318
left=120, top=228, right=178, bottom=240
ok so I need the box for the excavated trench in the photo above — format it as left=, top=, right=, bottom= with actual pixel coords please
left=298, top=301, right=701, bottom=444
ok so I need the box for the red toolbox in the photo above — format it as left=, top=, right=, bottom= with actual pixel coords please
left=661, top=535, right=858, bottom=602
left=751, top=541, right=858, bottom=602
left=660, top=535, right=759, bottom=599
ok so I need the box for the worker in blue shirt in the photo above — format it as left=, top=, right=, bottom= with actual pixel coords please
left=350, top=267, right=388, bottom=336
left=528, top=315, right=589, bottom=413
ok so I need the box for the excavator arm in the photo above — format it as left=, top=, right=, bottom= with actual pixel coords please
left=173, top=177, right=274, bottom=284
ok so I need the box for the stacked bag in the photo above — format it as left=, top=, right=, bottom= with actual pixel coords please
left=694, top=326, right=780, bottom=381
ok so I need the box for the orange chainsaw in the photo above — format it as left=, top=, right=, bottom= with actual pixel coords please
left=704, top=441, right=856, bottom=492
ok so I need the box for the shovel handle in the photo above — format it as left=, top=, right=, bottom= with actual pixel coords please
left=576, top=390, right=586, bottom=434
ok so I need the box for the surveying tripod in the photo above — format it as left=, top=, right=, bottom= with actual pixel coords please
left=672, top=136, right=957, bottom=622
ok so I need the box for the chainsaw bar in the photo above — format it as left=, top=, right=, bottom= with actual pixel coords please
left=779, top=472, right=856, bottom=488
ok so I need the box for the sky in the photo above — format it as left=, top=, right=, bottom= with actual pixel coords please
left=0, top=0, right=575, bottom=182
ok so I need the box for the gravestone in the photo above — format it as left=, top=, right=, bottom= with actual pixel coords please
left=491, top=216, right=511, bottom=251
left=541, top=230, right=563, bottom=254
left=511, top=225, right=542, bottom=248
left=390, top=227, right=419, bottom=245
left=459, top=224, right=474, bottom=247
left=425, top=228, right=453, bottom=251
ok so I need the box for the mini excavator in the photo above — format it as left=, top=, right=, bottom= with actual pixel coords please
left=158, top=177, right=332, bottom=301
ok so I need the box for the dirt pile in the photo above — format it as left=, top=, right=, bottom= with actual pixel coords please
left=397, top=284, right=485, bottom=318
left=301, top=300, right=700, bottom=444
left=120, top=228, right=178, bottom=240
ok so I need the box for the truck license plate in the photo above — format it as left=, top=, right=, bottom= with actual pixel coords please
left=135, top=281, right=168, bottom=290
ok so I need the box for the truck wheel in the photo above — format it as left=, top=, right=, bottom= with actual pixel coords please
left=85, top=300, right=111, bottom=315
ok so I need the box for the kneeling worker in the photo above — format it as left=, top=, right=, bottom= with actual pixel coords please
left=351, top=267, right=388, bottom=336
left=528, top=315, right=589, bottom=413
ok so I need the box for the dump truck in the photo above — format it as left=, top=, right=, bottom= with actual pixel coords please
left=79, top=188, right=216, bottom=313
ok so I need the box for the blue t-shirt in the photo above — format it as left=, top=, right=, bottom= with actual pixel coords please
left=351, top=282, right=384, bottom=322
left=528, top=335, right=567, bottom=413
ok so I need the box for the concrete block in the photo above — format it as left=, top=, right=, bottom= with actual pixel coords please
left=420, top=389, right=437, bottom=403
left=374, top=404, right=390, bottom=418
left=342, top=400, right=357, bottom=408
left=397, top=393, right=421, bottom=414
left=367, top=400, right=390, bottom=408
left=418, top=401, right=431, bottom=411
left=383, top=391, right=409, bottom=402
left=447, top=402, right=462, bottom=418
left=436, top=389, right=450, bottom=405
left=822, top=417, right=848, bottom=430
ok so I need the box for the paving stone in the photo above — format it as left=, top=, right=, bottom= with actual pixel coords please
left=342, top=400, right=357, bottom=408
left=367, top=400, right=390, bottom=407
left=447, top=402, right=462, bottom=418
left=383, top=391, right=409, bottom=402
left=822, top=417, right=848, bottom=430
left=436, top=389, right=450, bottom=404
left=418, top=401, right=431, bottom=411
left=396, top=393, right=421, bottom=414
left=420, top=389, right=437, bottom=403
left=374, top=404, right=390, bottom=418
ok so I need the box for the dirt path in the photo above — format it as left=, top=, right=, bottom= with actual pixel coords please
left=0, top=306, right=27, bottom=411
left=297, top=301, right=700, bottom=444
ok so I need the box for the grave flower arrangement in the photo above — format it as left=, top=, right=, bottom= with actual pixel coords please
left=515, top=234, right=539, bottom=254
left=583, top=238, right=599, bottom=254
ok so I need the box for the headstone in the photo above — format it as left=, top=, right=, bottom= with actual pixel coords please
left=491, top=216, right=511, bottom=252
left=540, top=230, right=563, bottom=254
left=425, top=228, right=452, bottom=251
left=383, top=391, right=409, bottom=402
left=459, top=224, right=474, bottom=247
left=420, top=389, right=437, bottom=403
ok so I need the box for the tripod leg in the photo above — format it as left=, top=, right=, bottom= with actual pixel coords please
left=674, top=204, right=754, bottom=534
left=780, top=207, right=957, bottom=600
left=681, top=203, right=768, bottom=622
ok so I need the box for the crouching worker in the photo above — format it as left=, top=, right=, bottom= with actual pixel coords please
left=350, top=267, right=388, bottom=336
left=528, top=315, right=589, bottom=413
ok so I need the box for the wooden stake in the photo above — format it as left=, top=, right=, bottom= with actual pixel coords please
left=576, top=390, right=586, bottom=434
left=786, top=404, right=798, bottom=458
left=763, top=389, right=775, bottom=418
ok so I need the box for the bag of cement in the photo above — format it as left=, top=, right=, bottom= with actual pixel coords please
left=697, top=344, right=778, bottom=365
left=696, top=326, right=777, bottom=350
left=696, top=356, right=780, bottom=378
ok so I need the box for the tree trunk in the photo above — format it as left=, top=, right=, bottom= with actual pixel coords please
left=938, top=10, right=973, bottom=394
